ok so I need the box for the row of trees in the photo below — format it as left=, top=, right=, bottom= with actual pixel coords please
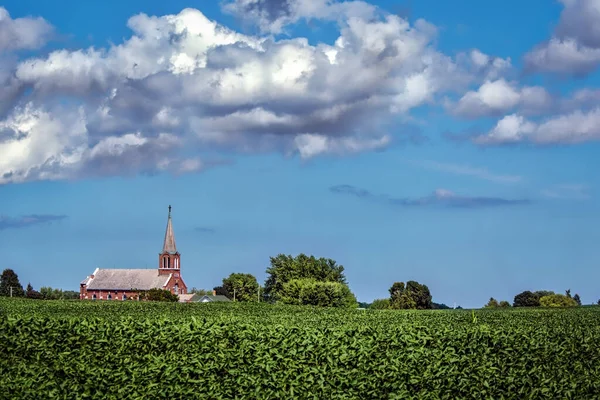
left=191, top=255, right=358, bottom=307
left=485, top=289, right=583, bottom=308
left=4, top=255, right=599, bottom=308
left=0, top=269, right=79, bottom=300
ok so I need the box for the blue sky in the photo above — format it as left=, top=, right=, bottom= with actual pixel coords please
left=1, top=0, right=599, bottom=308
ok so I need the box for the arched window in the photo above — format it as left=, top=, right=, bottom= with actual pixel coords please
left=92, top=294, right=97, bottom=300
left=174, top=284, right=179, bottom=294
left=175, top=259, right=178, bottom=269
left=107, top=293, right=112, bottom=300
left=163, top=257, right=167, bottom=269
left=122, top=294, right=127, bottom=301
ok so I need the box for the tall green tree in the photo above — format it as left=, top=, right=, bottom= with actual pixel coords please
left=213, top=286, right=231, bottom=298
left=263, top=254, right=348, bottom=302
left=0, top=269, right=24, bottom=297
left=573, top=293, right=582, bottom=306
left=389, top=280, right=432, bottom=310
left=534, top=290, right=555, bottom=299
left=513, top=291, right=540, bottom=307
left=222, top=273, right=260, bottom=302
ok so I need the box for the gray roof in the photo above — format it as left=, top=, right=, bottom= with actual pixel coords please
left=199, top=295, right=231, bottom=302
left=162, top=206, right=177, bottom=254
left=85, top=268, right=171, bottom=290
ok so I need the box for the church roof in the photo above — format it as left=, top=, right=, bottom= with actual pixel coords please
left=162, top=205, right=177, bottom=254
left=85, top=269, right=171, bottom=291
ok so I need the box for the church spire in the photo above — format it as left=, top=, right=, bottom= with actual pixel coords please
left=162, top=205, right=177, bottom=254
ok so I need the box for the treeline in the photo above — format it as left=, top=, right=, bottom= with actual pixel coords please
left=4, top=253, right=600, bottom=308
left=195, top=255, right=448, bottom=310
left=192, top=254, right=358, bottom=307
left=0, top=269, right=78, bottom=300
left=491, top=289, right=584, bottom=308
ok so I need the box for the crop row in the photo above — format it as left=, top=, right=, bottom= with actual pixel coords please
left=1, top=300, right=600, bottom=399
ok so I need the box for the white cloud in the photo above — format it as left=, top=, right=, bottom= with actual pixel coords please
left=524, top=0, right=600, bottom=76
left=450, top=79, right=552, bottom=118
left=0, top=4, right=511, bottom=184
left=474, top=109, right=600, bottom=145
left=294, top=133, right=390, bottom=158
left=0, top=7, right=53, bottom=51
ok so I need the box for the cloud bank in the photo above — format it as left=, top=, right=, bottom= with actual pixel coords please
left=330, top=184, right=530, bottom=209
left=0, top=2, right=511, bottom=184
left=0, top=214, right=67, bottom=230
left=524, top=0, right=600, bottom=76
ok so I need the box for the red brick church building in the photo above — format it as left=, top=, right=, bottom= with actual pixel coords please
left=80, top=206, right=188, bottom=300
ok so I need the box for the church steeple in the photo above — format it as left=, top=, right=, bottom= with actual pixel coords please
left=162, top=205, right=177, bottom=254
left=159, top=205, right=180, bottom=275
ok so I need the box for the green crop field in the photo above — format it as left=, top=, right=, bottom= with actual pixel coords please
left=1, top=299, right=599, bottom=399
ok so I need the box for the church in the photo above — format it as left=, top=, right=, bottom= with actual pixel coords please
left=80, top=206, right=188, bottom=300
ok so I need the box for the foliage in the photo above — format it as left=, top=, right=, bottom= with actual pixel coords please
left=389, top=280, right=432, bottom=309
left=573, top=294, right=582, bottom=306
left=484, top=297, right=499, bottom=308
left=188, top=288, right=212, bottom=296
left=0, top=269, right=24, bottom=297
left=212, top=286, right=231, bottom=298
left=539, top=294, right=578, bottom=308
left=370, top=298, right=391, bottom=309
left=222, top=273, right=260, bottom=302
left=534, top=290, right=555, bottom=299
left=25, top=283, right=43, bottom=300
left=137, top=288, right=178, bottom=302
left=432, top=302, right=451, bottom=309
left=1, top=299, right=600, bottom=399
left=278, top=278, right=357, bottom=308
left=263, top=253, right=347, bottom=302
left=485, top=298, right=511, bottom=308
left=513, top=291, right=540, bottom=307
left=39, top=287, right=79, bottom=300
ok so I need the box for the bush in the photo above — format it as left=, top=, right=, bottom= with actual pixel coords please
left=539, top=294, right=578, bottom=308
left=138, top=288, right=179, bottom=302
left=278, top=278, right=357, bottom=308
left=370, top=298, right=390, bottom=309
